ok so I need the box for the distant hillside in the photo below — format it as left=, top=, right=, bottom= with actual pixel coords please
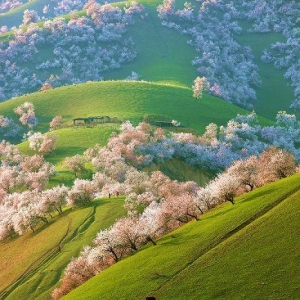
left=1, top=80, right=267, bottom=138
left=63, top=172, right=300, bottom=300
left=0, top=0, right=297, bottom=119
left=0, top=198, right=126, bottom=300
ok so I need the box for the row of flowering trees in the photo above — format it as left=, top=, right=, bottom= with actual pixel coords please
left=0, top=0, right=144, bottom=102
left=1, top=110, right=300, bottom=241
left=1, top=0, right=120, bottom=19
left=96, top=111, right=300, bottom=173
left=52, top=137, right=297, bottom=298
left=0, top=0, right=27, bottom=14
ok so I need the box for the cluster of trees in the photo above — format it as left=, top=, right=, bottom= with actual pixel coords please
left=157, top=0, right=299, bottom=109
left=0, top=0, right=116, bottom=19
left=0, top=102, right=38, bottom=139
left=157, top=0, right=261, bottom=109
left=43, top=0, right=138, bottom=20
left=0, top=0, right=144, bottom=102
left=244, top=0, right=300, bottom=109
left=52, top=136, right=297, bottom=298
left=0, top=0, right=27, bottom=14
left=238, top=0, right=299, bottom=34
left=44, top=0, right=91, bottom=19
left=0, top=111, right=298, bottom=297
left=0, top=141, right=59, bottom=238
left=26, top=131, right=58, bottom=154
left=1, top=109, right=300, bottom=239
left=95, top=112, right=300, bottom=173
left=0, top=101, right=61, bottom=153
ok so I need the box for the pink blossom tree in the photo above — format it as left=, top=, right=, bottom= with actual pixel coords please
left=14, top=102, right=38, bottom=129
left=67, top=179, right=96, bottom=206
left=64, top=155, right=87, bottom=177
left=49, top=116, right=63, bottom=130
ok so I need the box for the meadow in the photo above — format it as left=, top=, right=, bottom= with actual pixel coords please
left=63, top=173, right=300, bottom=300
left=0, top=198, right=126, bottom=300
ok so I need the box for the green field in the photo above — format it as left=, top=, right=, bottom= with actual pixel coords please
left=0, top=81, right=272, bottom=135
left=0, top=198, right=126, bottom=300
left=63, top=173, right=300, bottom=300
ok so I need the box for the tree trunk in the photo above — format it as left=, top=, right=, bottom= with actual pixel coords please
left=187, top=212, right=199, bottom=221
left=146, top=236, right=157, bottom=246
left=227, top=197, right=235, bottom=205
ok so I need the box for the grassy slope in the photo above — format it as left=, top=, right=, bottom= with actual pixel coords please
left=18, top=126, right=117, bottom=187
left=156, top=188, right=300, bottom=300
left=0, top=0, right=54, bottom=28
left=0, top=197, right=126, bottom=300
left=63, top=173, right=300, bottom=300
left=235, top=25, right=295, bottom=120
left=0, top=81, right=271, bottom=135
left=105, top=0, right=198, bottom=87
left=2, top=81, right=272, bottom=186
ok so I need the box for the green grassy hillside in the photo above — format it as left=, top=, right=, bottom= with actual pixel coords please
left=105, top=0, right=198, bottom=87
left=63, top=173, right=300, bottom=300
left=235, top=27, right=295, bottom=120
left=0, top=81, right=271, bottom=135
left=0, top=197, right=126, bottom=300
left=11, top=80, right=243, bottom=186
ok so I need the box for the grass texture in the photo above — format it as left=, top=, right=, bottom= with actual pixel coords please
left=63, top=173, right=300, bottom=300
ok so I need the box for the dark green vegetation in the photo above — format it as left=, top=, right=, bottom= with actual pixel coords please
left=0, top=198, right=126, bottom=300
left=63, top=173, right=300, bottom=300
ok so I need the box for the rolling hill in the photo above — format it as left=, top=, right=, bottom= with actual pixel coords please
left=0, top=198, right=127, bottom=300
left=1, top=165, right=299, bottom=300
left=1, top=80, right=270, bottom=140
left=63, top=172, right=300, bottom=300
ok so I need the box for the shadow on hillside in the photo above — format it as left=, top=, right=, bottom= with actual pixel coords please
left=47, top=146, right=88, bottom=164
left=238, top=189, right=274, bottom=204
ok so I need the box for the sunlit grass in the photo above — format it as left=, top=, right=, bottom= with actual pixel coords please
left=0, top=81, right=272, bottom=138
left=0, top=198, right=126, bottom=300
left=63, top=173, right=300, bottom=300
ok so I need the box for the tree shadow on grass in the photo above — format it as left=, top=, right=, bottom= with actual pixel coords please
left=238, top=189, right=274, bottom=204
